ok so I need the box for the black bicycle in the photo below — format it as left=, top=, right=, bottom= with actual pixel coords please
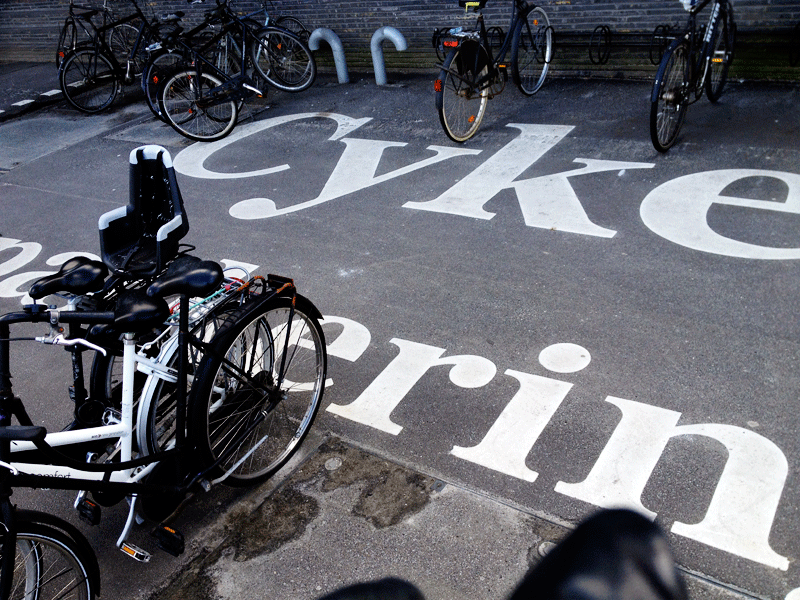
left=434, top=0, right=553, bottom=142
left=57, top=0, right=162, bottom=113
left=141, top=0, right=313, bottom=124
left=649, top=0, right=736, bottom=152
left=155, top=0, right=315, bottom=141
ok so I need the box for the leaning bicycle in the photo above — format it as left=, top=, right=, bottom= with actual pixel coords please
left=155, top=0, right=315, bottom=141
left=57, top=0, right=163, bottom=113
left=649, top=0, right=735, bottom=152
left=434, top=0, right=553, bottom=142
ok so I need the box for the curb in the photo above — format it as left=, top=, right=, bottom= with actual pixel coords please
left=0, top=87, right=64, bottom=122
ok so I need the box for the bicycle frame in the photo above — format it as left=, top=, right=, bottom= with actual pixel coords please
left=154, top=2, right=265, bottom=102
left=72, top=0, right=154, bottom=83
left=680, top=0, right=725, bottom=97
left=0, top=274, right=289, bottom=554
left=440, top=0, right=529, bottom=93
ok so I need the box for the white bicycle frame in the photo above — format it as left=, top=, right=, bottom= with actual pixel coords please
left=7, top=269, right=251, bottom=555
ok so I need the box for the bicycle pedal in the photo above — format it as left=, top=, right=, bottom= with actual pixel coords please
left=120, top=543, right=152, bottom=563
left=151, top=525, right=185, bottom=557
left=76, top=498, right=101, bottom=526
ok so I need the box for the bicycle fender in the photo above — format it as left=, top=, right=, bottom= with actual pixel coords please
left=650, top=39, right=686, bottom=103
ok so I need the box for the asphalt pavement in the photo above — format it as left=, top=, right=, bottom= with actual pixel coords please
left=1, top=59, right=800, bottom=600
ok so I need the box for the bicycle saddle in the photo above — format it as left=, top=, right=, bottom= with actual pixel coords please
left=113, top=290, right=170, bottom=333
left=28, top=257, right=109, bottom=300
left=146, top=255, right=224, bottom=299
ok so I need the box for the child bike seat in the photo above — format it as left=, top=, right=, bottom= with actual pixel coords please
left=98, top=145, right=189, bottom=279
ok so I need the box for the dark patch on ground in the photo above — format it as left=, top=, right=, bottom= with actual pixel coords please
left=225, top=485, right=321, bottom=561
left=293, top=438, right=436, bottom=528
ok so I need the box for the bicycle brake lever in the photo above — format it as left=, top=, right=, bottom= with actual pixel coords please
left=0, top=460, right=19, bottom=475
left=35, top=333, right=108, bottom=356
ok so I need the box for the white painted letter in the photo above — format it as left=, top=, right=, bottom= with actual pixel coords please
left=451, top=370, right=572, bottom=482
left=641, top=169, right=800, bottom=259
left=555, top=396, right=680, bottom=518
left=0, top=238, right=41, bottom=278
left=670, top=423, right=789, bottom=570
left=327, top=338, right=496, bottom=434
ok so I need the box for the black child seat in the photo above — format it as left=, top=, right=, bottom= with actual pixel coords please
left=98, top=145, right=189, bottom=279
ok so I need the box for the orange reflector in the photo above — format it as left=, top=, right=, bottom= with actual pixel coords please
left=444, top=40, right=458, bottom=48
left=711, top=57, right=723, bottom=63
left=468, top=115, right=475, bottom=123
left=533, top=19, right=539, bottom=25
left=434, top=79, right=443, bottom=92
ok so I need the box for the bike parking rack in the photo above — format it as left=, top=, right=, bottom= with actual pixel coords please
left=555, top=24, right=674, bottom=66
left=309, top=28, right=349, bottom=83
left=371, top=26, right=407, bottom=85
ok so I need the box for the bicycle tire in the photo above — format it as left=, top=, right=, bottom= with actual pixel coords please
left=159, top=69, right=239, bottom=142
left=705, top=3, right=734, bottom=103
left=511, top=5, right=552, bottom=95
left=141, top=50, right=188, bottom=121
left=59, top=48, right=119, bottom=114
left=1, top=519, right=98, bottom=600
left=189, top=294, right=326, bottom=486
left=250, top=26, right=316, bottom=92
left=56, top=17, right=79, bottom=68
left=274, top=16, right=310, bottom=42
left=435, top=42, right=489, bottom=143
left=136, top=303, right=241, bottom=456
left=109, top=22, right=147, bottom=77
left=650, top=39, right=690, bottom=152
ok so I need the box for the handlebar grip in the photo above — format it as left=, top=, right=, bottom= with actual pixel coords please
left=57, top=311, right=116, bottom=324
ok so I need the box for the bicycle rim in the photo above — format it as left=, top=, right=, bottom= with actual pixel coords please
left=191, top=297, right=326, bottom=485
left=650, top=41, right=689, bottom=152
left=60, top=49, right=119, bottom=113
left=160, top=70, right=238, bottom=142
left=109, top=22, right=146, bottom=77
left=512, top=6, right=552, bottom=95
left=5, top=528, right=95, bottom=599
left=436, top=45, right=489, bottom=143
left=251, top=27, right=316, bottom=92
left=142, top=52, right=187, bottom=120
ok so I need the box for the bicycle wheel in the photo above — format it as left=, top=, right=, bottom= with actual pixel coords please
left=274, top=15, right=310, bottom=42
left=435, top=42, right=489, bottom=143
left=649, top=39, right=689, bottom=153
left=705, top=4, right=734, bottom=102
left=109, top=22, right=147, bottom=77
left=159, top=69, right=239, bottom=142
left=59, top=48, right=119, bottom=113
left=189, top=295, right=326, bottom=486
left=141, top=50, right=188, bottom=120
left=2, top=521, right=97, bottom=599
left=250, top=26, right=316, bottom=92
left=136, top=303, right=241, bottom=456
left=56, top=17, right=78, bottom=68
left=512, top=6, right=552, bottom=95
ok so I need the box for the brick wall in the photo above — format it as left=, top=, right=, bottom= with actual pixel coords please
left=2, top=0, right=799, bottom=78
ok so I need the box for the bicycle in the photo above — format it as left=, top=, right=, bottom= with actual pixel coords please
left=153, top=0, right=316, bottom=141
left=0, top=172, right=327, bottom=599
left=56, top=0, right=118, bottom=69
left=141, top=1, right=312, bottom=122
left=649, top=0, right=736, bottom=152
left=434, top=0, right=553, bottom=143
left=58, top=0, right=163, bottom=113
